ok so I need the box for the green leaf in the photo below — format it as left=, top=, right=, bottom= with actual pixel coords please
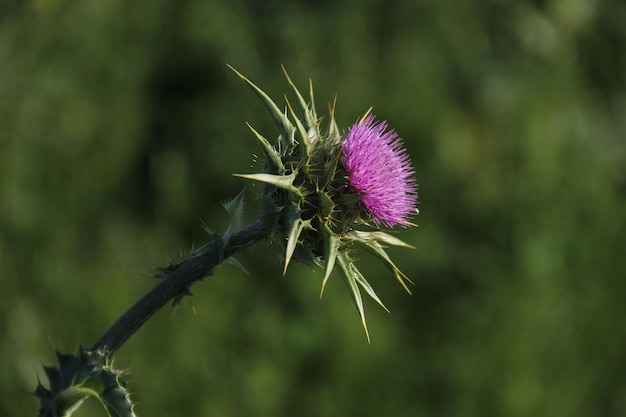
left=322, top=148, right=341, bottom=188
left=326, top=97, right=341, bottom=144
left=245, top=122, right=285, bottom=174
left=285, top=97, right=311, bottom=172
left=282, top=66, right=317, bottom=132
left=348, top=230, right=415, bottom=249
left=336, top=251, right=370, bottom=342
left=317, top=189, right=335, bottom=220
left=349, top=233, right=414, bottom=294
left=320, top=223, right=340, bottom=297
left=308, top=79, right=318, bottom=127
left=228, top=65, right=296, bottom=155
left=35, top=348, right=135, bottom=417
left=283, top=207, right=310, bottom=274
left=350, top=264, right=389, bottom=313
left=222, top=190, right=245, bottom=244
left=233, top=172, right=302, bottom=199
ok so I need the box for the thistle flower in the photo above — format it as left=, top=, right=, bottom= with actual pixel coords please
left=33, top=70, right=422, bottom=417
left=230, top=66, right=418, bottom=340
left=342, top=114, right=418, bottom=228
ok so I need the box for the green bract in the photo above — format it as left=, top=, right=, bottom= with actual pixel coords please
left=230, top=66, right=415, bottom=340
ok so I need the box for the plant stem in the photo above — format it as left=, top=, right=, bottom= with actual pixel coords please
left=90, top=219, right=272, bottom=357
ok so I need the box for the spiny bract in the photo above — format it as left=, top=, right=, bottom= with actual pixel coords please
left=230, top=65, right=418, bottom=341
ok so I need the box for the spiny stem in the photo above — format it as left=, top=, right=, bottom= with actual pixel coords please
left=90, top=219, right=272, bottom=357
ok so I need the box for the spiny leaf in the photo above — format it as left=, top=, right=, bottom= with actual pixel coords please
left=353, top=238, right=414, bottom=294
left=317, top=189, right=335, bottom=221
left=222, top=190, right=245, bottom=244
left=284, top=213, right=310, bottom=275
left=99, top=376, right=135, bottom=417
left=347, top=230, right=415, bottom=292
left=228, top=65, right=296, bottom=155
left=308, top=79, right=318, bottom=126
left=285, top=96, right=311, bottom=172
left=282, top=66, right=317, bottom=131
left=348, top=230, right=416, bottom=249
left=234, top=172, right=302, bottom=199
left=323, top=147, right=341, bottom=188
left=336, top=251, right=370, bottom=342
left=35, top=349, right=136, bottom=417
left=246, top=122, right=285, bottom=174
left=350, top=264, right=389, bottom=313
left=320, top=223, right=340, bottom=297
left=326, top=96, right=341, bottom=144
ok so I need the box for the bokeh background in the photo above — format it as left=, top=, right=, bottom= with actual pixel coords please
left=1, top=0, right=625, bottom=416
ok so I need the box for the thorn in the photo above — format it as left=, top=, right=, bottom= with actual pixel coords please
left=361, top=317, right=371, bottom=344
left=226, top=63, right=245, bottom=80
left=359, top=107, right=373, bottom=124
left=199, top=217, right=215, bottom=236
left=319, top=281, right=328, bottom=299
left=283, top=261, right=289, bottom=276
left=281, top=64, right=293, bottom=84
left=329, top=95, right=338, bottom=116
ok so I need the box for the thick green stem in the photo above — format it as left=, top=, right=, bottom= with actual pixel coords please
left=90, top=219, right=272, bottom=357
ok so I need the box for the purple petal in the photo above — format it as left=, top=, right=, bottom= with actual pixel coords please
left=341, top=115, right=418, bottom=227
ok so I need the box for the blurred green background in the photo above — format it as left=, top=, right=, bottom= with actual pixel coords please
left=1, top=0, right=625, bottom=416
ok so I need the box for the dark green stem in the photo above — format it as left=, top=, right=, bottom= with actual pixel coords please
left=90, top=219, right=272, bottom=357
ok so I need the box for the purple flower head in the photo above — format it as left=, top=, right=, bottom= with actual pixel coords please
left=341, top=114, right=418, bottom=228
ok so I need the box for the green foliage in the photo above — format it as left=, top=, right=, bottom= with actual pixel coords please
left=1, top=1, right=626, bottom=417
left=35, top=348, right=134, bottom=417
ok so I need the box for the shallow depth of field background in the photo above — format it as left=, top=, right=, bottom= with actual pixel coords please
left=1, top=1, right=625, bottom=416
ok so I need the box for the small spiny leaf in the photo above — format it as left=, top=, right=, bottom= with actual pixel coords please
left=351, top=264, right=389, bottom=313
left=308, top=79, right=319, bottom=131
left=336, top=251, right=370, bottom=342
left=349, top=230, right=416, bottom=249
left=326, top=97, right=341, bottom=144
left=284, top=210, right=310, bottom=275
left=234, top=172, right=302, bottom=199
left=228, top=65, right=296, bottom=155
left=282, top=66, right=317, bottom=132
left=35, top=349, right=136, bottom=417
left=285, top=96, right=311, bottom=172
left=246, top=122, right=285, bottom=174
left=223, top=190, right=246, bottom=244
left=351, top=236, right=414, bottom=294
left=320, top=224, right=340, bottom=297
